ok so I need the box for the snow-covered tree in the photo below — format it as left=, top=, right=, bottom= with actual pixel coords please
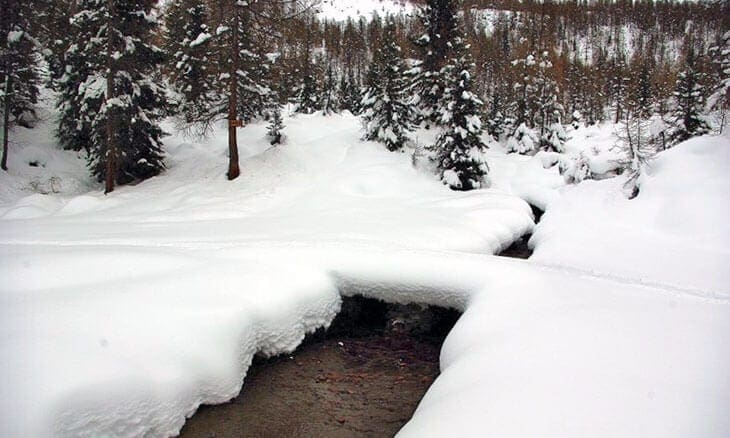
left=164, top=0, right=221, bottom=131
left=615, top=108, right=656, bottom=199
left=360, top=19, right=414, bottom=152
left=486, top=91, right=506, bottom=141
left=55, top=8, right=101, bottom=154
left=524, top=51, right=565, bottom=153
left=542, top=121, right=568, bottom=153
left=294, top=53, right=320, bottom=114
left=412, top=0, right=460, bottom=125
left=431, top=36, right=489, bottom=190
left=634, top=64, right=655, bottom=119
left=609, top=49, right=630, bottom=124
left=506, top=52, right=561, bottom=154
left=68, top=0, right=167, bottom=193
left=506, top=122, right=539, bottom=154
left=1, top=0, right=40, bottom=170
left=339, top=68, right=361, bottom=115
left=671, top=50, right=710, bottom=144
left=320, top=63, right=339, bottom=115
left=266, top=103, right=284, bottom=145
left=559, top=152, right=593, bottom=184
left=707, top=30, right=730, bottom=132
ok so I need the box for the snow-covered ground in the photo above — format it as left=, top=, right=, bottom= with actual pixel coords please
left=1, top=109, right=728, bottom=437
left=317, top=0, right=414, bottom=21
left=532, top=134, right=730, bottom=296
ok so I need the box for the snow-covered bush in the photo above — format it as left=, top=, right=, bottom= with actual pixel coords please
left=559, top=152, right=592, bottom=184
left=541, top=121, right=567, bottom=153
left=506, top=122, right=539, bottom=154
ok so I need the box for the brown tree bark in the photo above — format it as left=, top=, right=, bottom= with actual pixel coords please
left=226, top=4, right=240, bottom=181
left=1, top=76, right=10, bottom=171
left=104, top=0, right=117, bottom=194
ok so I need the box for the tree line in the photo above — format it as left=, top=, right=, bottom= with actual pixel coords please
left=0, top=0, right=727, bottom=193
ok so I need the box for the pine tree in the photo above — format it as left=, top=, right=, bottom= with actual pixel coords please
left=266, top=102, right=284, bottom=145
left=339, top=68, right=362, bottom=114
left=707, top=30, right=730, bottom=132
left=68, top=0, right=167, bottom=193
left=610, top=48, right=630, bottom=124
left=505, top=53, right=540, bottom=154
left=486, top=91, right=506, bottom=141
left=35, top=0, right=74, bottom=92
left=532, top=51, right=564, bottom=152
left=321, top=63, right=339, bottom=115
left=431, top=36, right=489, bottom=190
left=164, top=0, right=221, bottom=131
left=360, top=19, right=414, bottom=152
left=671, top=49, right=711, bottom=144
left=1, top=0, right=40, bottom=171
left=294, top=54, right=320, bottom=114
left=412, top=0, right=460, bottom=125
left=56, top=9, right=100, bottom=154
left=634, top=63, right=655, bottom=119
left=506, top=122, right=539, bottom=154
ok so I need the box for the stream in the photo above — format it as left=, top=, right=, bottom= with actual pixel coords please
left=179, top=207, right=542, bottom=437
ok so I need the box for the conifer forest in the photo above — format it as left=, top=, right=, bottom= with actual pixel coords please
left=1, top=1, right=729, bottom=437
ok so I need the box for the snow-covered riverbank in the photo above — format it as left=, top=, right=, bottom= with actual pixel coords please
left=1, top=111, right=728, bottom=437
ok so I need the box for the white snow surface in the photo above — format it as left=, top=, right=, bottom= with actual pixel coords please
left=317, top=0, right=414, bottom=21
left=531, top=134, right=730, bottom=297
left=1, top=110, right=729, bottom=437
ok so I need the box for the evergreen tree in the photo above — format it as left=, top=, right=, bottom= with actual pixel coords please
left=294, top=54, right=320, bottom=114
left=320, top=63, right=339, bottom=115
left=360, top=19, right=414, bottom=152
left=68, top=0, right=167, bottom=193
left=486, top=91, right=506, bottom=141
left=431, top=36, right=489, bottom=190
left=266, top=103, right=284, bottom=145
left=412, top=0, right=460, bottom=124
left=164, top=0, right=221, bottom=131
left=339, top=68, right=362, bottom=114
left=505, top=53, right=540, bottom=154
left=634, top=63, right=655, bottom=119
left=56, top=8, right=100, bottom=154
left=35, top=0, right=74, bottom=91
left=1, top=0, right=40, bottom=170
left=532, top=51, right=564, bottom=152
left=707, top=30, right=730, bottom=132
left=506, top=122, right=539, bottom=154
left=609, top=48, right=630, bottom=124
left=671, top=49, right=711, bottom=144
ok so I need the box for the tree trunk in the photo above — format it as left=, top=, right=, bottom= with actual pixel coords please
left=1, top=76, right=10, bottom=171
left=227, top=5, right=240, bottom=181
left=104, top=0, right=117, bottom=194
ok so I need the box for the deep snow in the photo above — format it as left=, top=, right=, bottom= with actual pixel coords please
left=0, top=109, right=728, bottom=437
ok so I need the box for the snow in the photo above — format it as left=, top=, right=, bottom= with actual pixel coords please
left=1, top=106, right=729, bottom=437
left=0, top=110, right=533, bottom=436
left=7, top=30, right=24, bottom=43
left=317, top=0, right=414, bottom=21
left=188, top=32, right=211, bottom=48
left=531, top=134, right=730, bottom=297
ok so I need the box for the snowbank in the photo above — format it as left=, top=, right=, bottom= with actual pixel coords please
left=0, top=111, right=534, bottom=436
left=531, top=134, right=730, bottom=298
left=317, top=0, right=414, bottom=21
left=1, top=110, right=728, bottom=437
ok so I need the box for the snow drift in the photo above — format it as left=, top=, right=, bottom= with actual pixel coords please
left=1, top=111, right=728, bottom=437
